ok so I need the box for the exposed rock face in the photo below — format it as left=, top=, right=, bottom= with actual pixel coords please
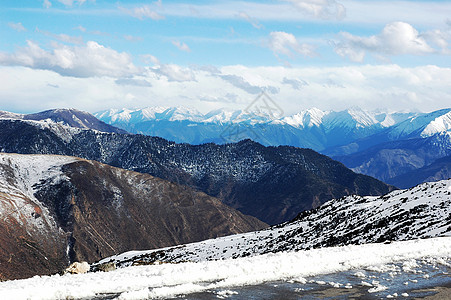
left=0, top=119, right=394, bottom=225
left=0, top=153, right=266, bottom=280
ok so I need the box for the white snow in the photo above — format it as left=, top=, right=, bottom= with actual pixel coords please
left=421, top=110, right=451, bottom=137
left=0, top=237, right=449, bottom=300
left=282, top=108, right=327, bottom=128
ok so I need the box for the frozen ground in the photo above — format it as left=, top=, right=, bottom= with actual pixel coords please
left=0, top=237, right=449, bottom=300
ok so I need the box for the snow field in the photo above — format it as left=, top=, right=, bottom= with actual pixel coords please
left=0, top=237, right=449, bottom=300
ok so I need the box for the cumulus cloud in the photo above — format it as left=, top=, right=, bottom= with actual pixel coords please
left=8, top=22, right=26, bottom=32
left=153, top=64, right=196, bottom=82
left=237, top=12, right=263, bottom=29
left=172, top=41, right=191, bottom=52
left=283, top=0, right=346, bottom=20
left=334, top=22, right=439, bottom=62
left=268, top=31, right=316, bottom=59
left=121, top=5, right=165, bottom=20
left=0, top=40, right=140, bottom=78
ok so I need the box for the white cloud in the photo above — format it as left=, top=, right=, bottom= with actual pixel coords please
left=172, top=41, right=191, bottom=52
left=115, top=78, right=152, bottom=87
left=282, top=77, right=308, bottom=90
left=0, top=64, right=450, bottom=114
left=335, top=22, right=440, bottom=62
left=75, top=25, right=86, bottom=32
left=219, top=74, right=279, bottom=95
left=141, top=54, right=160, bottom=65
left=268, top=31, right=317, bottom=59
left=121, top=5, right=165, bottom=20
left=421, top=29, right=451, bottom=54
left=8, top=22, right=26, bottom=32
left=282, top=0, right=346, bottom=20
left=153, top=64, right=196, bottom=82
left=237, top=12, right=263, bottom=29
left=0, top=41, right=140, bottom=78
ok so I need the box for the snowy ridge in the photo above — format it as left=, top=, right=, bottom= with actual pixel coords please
left=1, top=237, right=450, bottom=299
left=388, top=108, right=451, bottom=139
left=282, top=108, right=327, bottom=128
left=96, top=179, right=451, bottom=268
left=0, top=153, right=78, bottom=198
left=96, top=106, right=420, bottom=128
left=421, top=110, right=451, bottom=137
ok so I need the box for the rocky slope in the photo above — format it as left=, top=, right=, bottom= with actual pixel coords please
left=94, top=178, right=451, bottom=269
left=0, top=153, right=265, bottom=280
left=0, top=118, right=393, bottom=225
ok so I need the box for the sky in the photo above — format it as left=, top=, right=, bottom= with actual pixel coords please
left=0, top=0, right=450, bottom=115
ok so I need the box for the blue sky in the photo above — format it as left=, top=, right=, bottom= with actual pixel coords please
left=0, top=0, right=450, bottom=115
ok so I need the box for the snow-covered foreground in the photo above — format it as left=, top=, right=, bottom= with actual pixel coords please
left=1, top=237, right=450, bottom=300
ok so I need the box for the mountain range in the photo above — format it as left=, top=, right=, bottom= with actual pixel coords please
left=96, top=107, right=451, bottom=187
left=0, top=153, right=265, bottom=280
left=0, top=110, right=393, bottom=225
left=0, top=107, right=447, bottom=281
left=94, top=178, right=451, bottom=269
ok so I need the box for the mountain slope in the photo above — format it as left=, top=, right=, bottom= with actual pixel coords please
left=0, top=118, right=394, bottom=225
left=388, top=155, right=451, bottom=188
left=95, top=178, right=451, bottom=269
left=0, top=108, right=127, bottom=134
left=0, top=153, right=266, bottom=280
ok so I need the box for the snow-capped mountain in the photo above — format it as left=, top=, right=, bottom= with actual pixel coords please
left=94, top=178, right=451, bottom=269
left=95, top=106, right=205, bottom=124
left=94, top=106, right=421, bottom=151
left=0, top=153, right=265, bottom=280
left=0, top=108, right=126, bottom=143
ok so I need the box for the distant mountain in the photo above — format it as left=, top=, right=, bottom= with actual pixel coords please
left=94, top=107, right=415, bottom=150
left=0, top=108, right=127, bottom=134
left=332, top=133, right=451, bottom=182
left=0, top=118, right=393, bottom=225
left=0, top=153, right=265, bottom=280
left=388, top=155, right=451, bottom=188
left=94, top=178, right=451, bottom=269
left=95, top=106, right=451, bottom=187
left=326, top=108, right=451, bottom=157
